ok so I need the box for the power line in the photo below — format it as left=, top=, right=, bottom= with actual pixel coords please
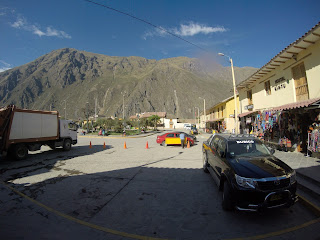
left=84, top=0, right=208, bottom=52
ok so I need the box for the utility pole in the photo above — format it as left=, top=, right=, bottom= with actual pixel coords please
left=195, top=107, right=200, bottom=127
left=121, top=91, right=126, bottom=120
left=86, top=102, right=89, bottom=133
left=64, top=100, right=66, bottom=119
left=95, top=98, right=97, bottom=122
left=199, top=97, right=206, bottom=131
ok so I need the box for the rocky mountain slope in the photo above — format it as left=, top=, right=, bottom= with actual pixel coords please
left=0, top=48, right=257, bottom=119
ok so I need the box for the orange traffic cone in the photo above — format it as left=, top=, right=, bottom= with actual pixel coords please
left=124, top=141, right=127, bottom=149
left=187, top=141, right=190, bottom=148
left=103, top=142, right=106, bottom=149
left=89, top=141, right=92, bottom=149
left=146, top=141, right=149, bottom=149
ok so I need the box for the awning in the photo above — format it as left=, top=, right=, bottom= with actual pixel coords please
left=272, top=97, right=320, bottom=111
left=238, top=111, right=259, bottom=118
left=206, top=117, right=224, bottom=122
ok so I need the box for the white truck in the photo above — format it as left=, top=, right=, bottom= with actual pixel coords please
left=0, top=105, right=78, bottom=160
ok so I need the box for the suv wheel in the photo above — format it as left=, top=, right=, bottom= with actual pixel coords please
left=222, top=181, right=234, bottom=211
left=202, top=151, right=209, bottom=173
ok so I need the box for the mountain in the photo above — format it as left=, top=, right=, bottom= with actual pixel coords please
left=0, top=48, right=257, bottom=119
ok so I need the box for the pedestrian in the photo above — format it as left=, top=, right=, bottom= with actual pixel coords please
left=123, top=129, right=126, bottom=137
left=180, top=132, right=186, bottom=148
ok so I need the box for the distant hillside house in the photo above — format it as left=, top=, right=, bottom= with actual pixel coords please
left=130, top=112, right=166, bottom=126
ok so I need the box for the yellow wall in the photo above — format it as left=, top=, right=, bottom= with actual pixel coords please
left=239, top=38, right=320, bottom=114
left=206, top=96, right=240, bottom=131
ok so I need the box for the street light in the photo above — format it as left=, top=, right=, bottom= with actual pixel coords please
left=199, top=97, right=206, bottom=131
left=218, top=53, right=238, bottom=134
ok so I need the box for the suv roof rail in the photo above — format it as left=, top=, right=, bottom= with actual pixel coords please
left=228, top=134, right=255, bottom=139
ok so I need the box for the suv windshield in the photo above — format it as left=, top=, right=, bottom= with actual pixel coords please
left=227, top=139, right=270, bottom=158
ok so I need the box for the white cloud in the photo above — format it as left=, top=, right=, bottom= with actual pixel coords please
left=142, top=22, right=227, bottom=40
left=11, top=16, right=26, bottom=28
left=174, top=23, right=227, bottom=36
left=6, top=10, right=71, bottom=39
left=0, top=60, right=12, bottom=72
left=142, top=27, right=168, bottom=40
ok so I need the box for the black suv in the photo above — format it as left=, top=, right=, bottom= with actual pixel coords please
left=202, top=134, right=297, bottom=211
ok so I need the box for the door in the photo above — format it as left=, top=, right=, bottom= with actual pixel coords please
left=292, top=62, right=309, bottom=101
left=208, top=136, right=221, bottom=176
left=215, top=139, right=226, bottom=177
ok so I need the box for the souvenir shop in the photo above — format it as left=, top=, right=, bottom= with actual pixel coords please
left=239, top=106, right=320, bottom=153
left=206, top=119, right=226, bottom=133
left=307, top=112, right=320, bottom=157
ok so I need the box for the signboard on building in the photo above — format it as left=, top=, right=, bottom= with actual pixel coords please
left=244, top=104, right=254, bottom=110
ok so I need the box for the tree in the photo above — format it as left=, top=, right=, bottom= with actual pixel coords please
left=148, top=115, right=160, bottom=130
left=140, top=118, right=149, bottom=129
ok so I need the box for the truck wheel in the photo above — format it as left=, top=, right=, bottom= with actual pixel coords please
left=13, top=144, right=28, bottom=160
left=222, top=181, right=234, bottom=211
left=203, top=151, right=209, bottom=173
left=63, top=139, right=72, bottom=151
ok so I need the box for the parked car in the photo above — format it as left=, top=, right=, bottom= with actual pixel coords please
left=190, top=126, right=198, bottom=135
left=202, top=134, right=297, bottom=211
left=183, top=124, right=192, bottom=130
left=156, top=132, right=194, bottom=146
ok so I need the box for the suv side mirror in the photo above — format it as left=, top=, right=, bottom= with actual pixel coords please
left=269, top=148, right=275, bottom=155
left=219, top=150, right=226, bottom=158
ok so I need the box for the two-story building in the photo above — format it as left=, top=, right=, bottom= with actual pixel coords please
left=237, top=22, right=320, bottom=152
left=205, top=95, right=240, bottom=133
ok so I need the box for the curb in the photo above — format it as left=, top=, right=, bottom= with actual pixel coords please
left=297, top=193, right=320, bottom=217
left=297, top=171, right=320, bottom=187
left=79, top=132, right=158, bottom=139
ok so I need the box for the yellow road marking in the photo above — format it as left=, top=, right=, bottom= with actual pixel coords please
left=225, top=218, right=320, bottom=240
left=0, top=181, right=168, bottom=240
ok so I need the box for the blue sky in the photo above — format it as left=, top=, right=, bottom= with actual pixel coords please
left=0, top=0, right=319, bottom=72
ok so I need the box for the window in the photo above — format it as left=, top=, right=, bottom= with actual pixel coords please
left=167, top=133, right=174, bottom=137
left=211, top=136, right=220, bottom=149
left=221, top=106, right=224, bottom=117
left=292, top=62, right=309, bottom=101
left=264, top=81, right=271, bottom=95
left=68, top=122, right=78, bottom=131
left=218, top=108, right=220, bottom=118
left=247, top=90, right=253, bottom=105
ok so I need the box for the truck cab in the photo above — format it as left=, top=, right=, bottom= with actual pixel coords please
left=59, top=120, right=78, bottom=145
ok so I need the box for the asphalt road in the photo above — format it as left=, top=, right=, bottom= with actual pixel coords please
left=0, top=133, right=319, bottom=240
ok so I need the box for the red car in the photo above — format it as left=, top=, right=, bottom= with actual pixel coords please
left=156, top=132, right=195, bottom=146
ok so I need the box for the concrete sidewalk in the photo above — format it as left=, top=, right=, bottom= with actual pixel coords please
left=274, top=151, right=320, bottom=183
left=274, top=150, right=320, bottom=212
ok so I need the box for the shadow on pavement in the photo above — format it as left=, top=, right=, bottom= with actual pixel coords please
left=1, top=163, right=320, bottom=240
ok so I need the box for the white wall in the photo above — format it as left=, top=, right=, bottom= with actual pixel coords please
left=239, top=39, right=320, bottom=113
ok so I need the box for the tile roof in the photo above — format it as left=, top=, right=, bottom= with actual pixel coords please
left=272, top=97, right=320, bottom=111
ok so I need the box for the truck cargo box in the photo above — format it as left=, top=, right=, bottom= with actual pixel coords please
left=9, top=111, right=59, bottom=140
